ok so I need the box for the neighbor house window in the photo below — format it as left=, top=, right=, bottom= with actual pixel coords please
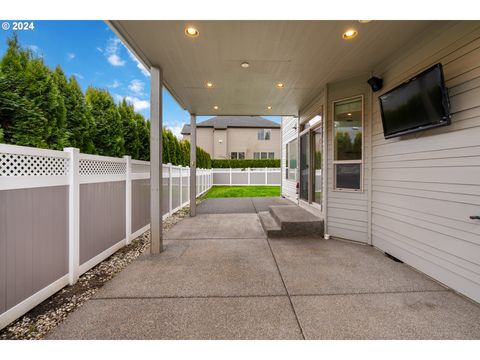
left=254, top=152, right=260, bottom=159
left=268, top=152, right=274, bottom=159
left=258, top=129, right=272, bottom=140
left=333, top=96, right=363, bottom=191
left=231, top=152, right=245, bottom=159
left=286, top=139, right=298, bottom=181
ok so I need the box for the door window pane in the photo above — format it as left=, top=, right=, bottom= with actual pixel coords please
left=287, top=139, right=297, bottom=181
left=299, top=133, right=309, bottom=201
left=313, top=126, right=322, bottom=206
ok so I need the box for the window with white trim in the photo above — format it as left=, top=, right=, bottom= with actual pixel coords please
left=333, top=96, right=363, bottom=191
left=230, top=152, right=245, bottom=159
left=257, top=129, right=272, bottom=140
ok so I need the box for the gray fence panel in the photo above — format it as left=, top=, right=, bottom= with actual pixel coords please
left=232, top=172, right=248, bottom=185
left=172, top=176, right=181, bottom=210
left=0, top=186, right=68, bottom=312
left=162, top=178, right=169, bottom=216
left=132, top=179, right=150, bottom=233
left=80, top=181, right=126, bottom=265
left=213, top=172, right=229, bottom=184
left=267, top=172, right=281, bottom=185
left=250, top=173, right=265, bottom=185
left=182, top=176, right=188, bottom=204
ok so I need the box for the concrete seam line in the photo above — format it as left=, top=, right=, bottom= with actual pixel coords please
left=265, top=237, right=306, bottom=340
left=288, top=289, right=451, bottom=297
left=91, top=294, right=290, bottom=300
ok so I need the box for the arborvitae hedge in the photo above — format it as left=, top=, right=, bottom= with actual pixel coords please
left=211, top=159, right=280, bottom=168
left=0, top=35, right=212, bottom=167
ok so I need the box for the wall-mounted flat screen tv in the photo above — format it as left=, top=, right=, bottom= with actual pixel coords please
left=379, top=63, right=451, bottom=139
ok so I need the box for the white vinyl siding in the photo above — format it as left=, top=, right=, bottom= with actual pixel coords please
left=281, top=117, right=298, bottom=201
left=370, top=21, right=480, bottom=303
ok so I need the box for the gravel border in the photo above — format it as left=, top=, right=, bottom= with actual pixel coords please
left=0, top=204, right=196, bottom=340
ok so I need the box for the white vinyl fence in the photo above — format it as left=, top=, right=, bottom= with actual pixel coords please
left=0, top=143, right=212, bottom=329
left=212, top=167, right=281, bottom=186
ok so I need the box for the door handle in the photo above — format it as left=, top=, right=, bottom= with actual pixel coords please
left=470, top=216, right=480, bottom=220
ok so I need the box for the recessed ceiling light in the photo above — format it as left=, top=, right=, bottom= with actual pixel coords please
left=213, top=105, right=219, bottom=110
left=358, top=20, right=372, bottom=24
left=347, top=113, right=352, bottom=116
left=241, top=62, right=250, bottom=68
left=206, top=82, right=214, bottom=88
left=343, top=29, right=358, bottom=40
left=267, top=106, right=272, bottom=110
left=185, top=27, right=199, bottom=37
left=276, top=83, right=285, bottom=89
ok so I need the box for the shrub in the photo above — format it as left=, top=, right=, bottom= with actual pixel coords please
left=211, top=159, right=280, bottom=168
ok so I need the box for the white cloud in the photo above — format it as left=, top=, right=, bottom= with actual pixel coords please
left=127, top=49, right=150, bottom=77
left=67, top=52, right=75, bottom=60
left=108, top=80, right=121, bottom=89
left=169, top=126, right=184, bottom=139
left=114, top=94, right=150, bottom=112
left=105, top=38, right=125, bottom=67
left=108, top=54, right=125, bottom=66
left=72, top=73, right=84, bottom=79
left=128, top=79, right=144, bottom=95
left=27, top=45, right=42, bottom=57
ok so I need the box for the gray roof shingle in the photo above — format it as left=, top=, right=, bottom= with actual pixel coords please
left=181, top=116, right=280, bottom=135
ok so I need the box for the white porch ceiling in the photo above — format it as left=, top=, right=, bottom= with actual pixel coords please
left=109, top=20, right=440, bottom=116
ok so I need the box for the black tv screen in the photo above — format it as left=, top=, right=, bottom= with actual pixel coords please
left=379, top=63, right=451, bottom=139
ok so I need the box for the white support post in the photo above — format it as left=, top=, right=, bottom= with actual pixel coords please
left=247, top=167, right=251, bottom=185
left=124, top=155, right=132, bottom=245
left=150, top=66, right=163, bottom=254
left=179, top=165, right=183, bottom=207
left=65, top=147, right=80, bottom=285
left=265, top=167, right=268, bottom=185
left=168, top=163, right=173, bottom=215
left=229, top=167, right=232, bottom=186
left=190, top=114, right=197, bottom=217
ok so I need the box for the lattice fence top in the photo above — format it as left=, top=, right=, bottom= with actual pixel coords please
left=79, top=159, right=126, bottom=175
left=0, top=152, right=69, bottom=177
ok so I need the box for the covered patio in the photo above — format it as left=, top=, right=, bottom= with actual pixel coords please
left=47, top=197, right=480, bottom=339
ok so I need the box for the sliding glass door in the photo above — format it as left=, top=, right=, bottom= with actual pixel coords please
left=299, top=114, right=323, bottom=211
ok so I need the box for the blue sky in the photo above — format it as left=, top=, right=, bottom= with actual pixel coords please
left=0, top=20, right=280, bottom=137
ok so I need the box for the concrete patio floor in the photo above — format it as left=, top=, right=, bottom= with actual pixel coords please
left=47, top=198, right=480, bottom=339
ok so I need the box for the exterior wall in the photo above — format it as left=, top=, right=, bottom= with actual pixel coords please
left=281, top=116, right=298, bottom=201
left=326, top=75, right=371, bottom=243
left=227, top=128, right=281, bottom=159
left=0, top=186, right=69, bottom=313
left=184, top=127, right=281, bottom=159
left=370, top=21, right=480, bottom=302
left=213, top=129, right=227, bottom=159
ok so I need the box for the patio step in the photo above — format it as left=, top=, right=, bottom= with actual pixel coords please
left=258, top=211, right=283, bottom=238
left=259, top=205, right=324, bottom=238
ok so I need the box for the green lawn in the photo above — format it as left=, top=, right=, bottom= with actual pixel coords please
left=203, top=186, right=281, bottom=198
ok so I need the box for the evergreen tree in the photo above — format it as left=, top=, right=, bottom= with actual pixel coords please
left=86, top=87, right=125, bottom=157
left=136, top=114, right=150, bottom=161
left=118, top=98, right=140, bottom=159
left=0, top=126, right=4, bottom=143
left=53, top=67, right=96, bottom=153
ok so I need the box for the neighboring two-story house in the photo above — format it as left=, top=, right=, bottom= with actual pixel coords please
left=181, top=116, right=280, bottom=159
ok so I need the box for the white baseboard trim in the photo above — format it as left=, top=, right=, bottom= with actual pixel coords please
left=0, top=274, right=70, bottom=330
left=79, top=239, right=126, bottom=275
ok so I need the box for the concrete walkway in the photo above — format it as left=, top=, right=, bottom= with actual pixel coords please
left=48, top=198, right=480, bottom=339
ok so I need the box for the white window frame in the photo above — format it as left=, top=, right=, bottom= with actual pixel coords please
left=332, top=95, right=364, bottom=192
left=258, top=129, right=272, bottom=141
